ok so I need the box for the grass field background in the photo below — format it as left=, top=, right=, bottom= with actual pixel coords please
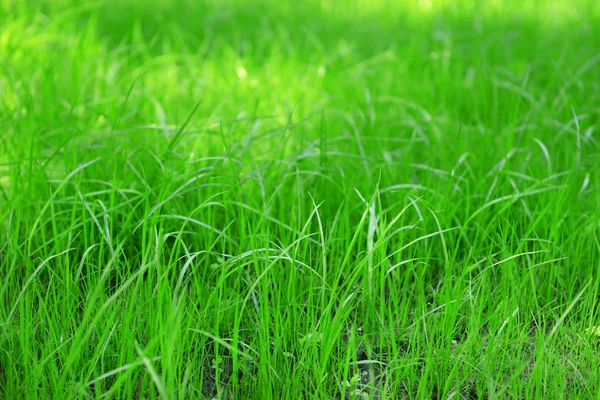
left=2, top=0, right=600, bottom=398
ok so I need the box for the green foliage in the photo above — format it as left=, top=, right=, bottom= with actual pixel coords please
left=1, top=0, right=600, bottom=398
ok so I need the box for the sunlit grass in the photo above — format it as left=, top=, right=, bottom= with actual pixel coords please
left=1, top=0, right=600, bottom=398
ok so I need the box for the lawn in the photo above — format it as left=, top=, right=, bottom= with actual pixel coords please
left=1, top=0, right=600, bottom=398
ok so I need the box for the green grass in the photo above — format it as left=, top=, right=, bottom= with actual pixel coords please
left=1, top=0, right=600, bottom=398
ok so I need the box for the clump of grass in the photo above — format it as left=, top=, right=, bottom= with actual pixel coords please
left=1, top=0, right=600, bottom=398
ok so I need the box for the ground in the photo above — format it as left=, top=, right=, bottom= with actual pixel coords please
left=1, top=0, right=600, bottom=398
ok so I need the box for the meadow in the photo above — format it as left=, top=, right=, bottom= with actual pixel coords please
left=1, top=0, right=600, bottom=398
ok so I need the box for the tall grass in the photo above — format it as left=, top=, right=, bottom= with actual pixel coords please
left=1, top=0, right=600, bottom=398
